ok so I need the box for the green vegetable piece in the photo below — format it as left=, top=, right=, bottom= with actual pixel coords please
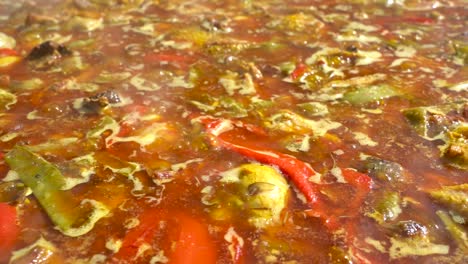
left=402, top=107, right=429, bottom=136
left=364, top=157, right=404, bottom=183
left=218, top=96, right=248, bottom=118
left=206, top=42, right=251, bottom=57
left=436, top=210, right=468, bottom=250
left=6, top=146, right=77, bottom=228
left=68, top=39, right=96, bottom=50
left=87, top=116, right=119, bottom=139
left=403, top=102, right=467, bottom=169
left=277, top=13, right=322, bottom=32
left=59, top=56, right=87, bottom=74
left=297, top=102, right=329, bottom=117
left=10, top=78, right=44, bottom=91
left=65, top=16, right=103, bottom=32
left=9, top=237, right=60, bottom=264
left=452, top=40, right=468, bottom=65
left=278, top=61, right=296, bottom=75
left=0, top=88, right=17, bottom=110
left=366, top=191, right=402, bottom=224
left=0, top=32, right=16, bottom=49
left=5, top=146, right=109, bottom=236
left=171, top=27, right=211, bottom=46
left=430, top=184, right=468, bottom=218
left=328, top=246, right=353, bottom=264
left=441, top=124, right=468, bottom=170
left=402, top=101, right=466, bottom=139
left=343, top=84, right=399, bottom=105
left=94, top=71, right=132, bottom=84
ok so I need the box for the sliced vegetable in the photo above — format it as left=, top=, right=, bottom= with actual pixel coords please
left=452, top=40, right=468, bottom=65
left=65, top=16, right=103, bottom=32
left=366, top=191, right=402, bottom=224
left=0, top=32, right=16, bottom=49
left=343, top=84, right=399, bottom=105
left=265, top=110, right=341, bottom=137
left=0, top=89, right=17, bottom=110
left=430, top=184, right=468, bottom=218
left=9, top=236, right=63, bottom=264
left=94, top=71, right=131, bottom=84
left=436, top=211, right=468, bottom=250
left=5, top=146, right=109, bottom=236
left=403, top=102, right=467, bottom=169
left=388, top=236, right=449, bottom=259
left=440, top=124, right=468, bottom=170
left=402, top=101, right=466, bottom=139
left=10, top=78, right=44, bottom=91
left=0, top=56, right=21, bottom=68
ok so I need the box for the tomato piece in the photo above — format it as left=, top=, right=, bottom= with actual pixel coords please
left=169, top=213, right=217, bottom=264
left=113, top=208, right=162, bottom=260
left=114, top=210, right=216, bottom=263
left=290, top=63, right=308, bottom=80
left=0, top=203, right=19, bottom=260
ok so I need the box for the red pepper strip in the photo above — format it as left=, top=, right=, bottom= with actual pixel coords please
left=403, top=16, right=435, bottom=24
left=342, top=169, right=372, bottom=220
left=290, top=63, right=308, bottom=81
left=202, top=118, right=321, bottom=206
left=200, top=118, right=372, bottom=222
left=221, top=140, right=321, bottom=205
left=0, top=203, right=19, bottom=261
left=0, top=48, right=18, bottom=57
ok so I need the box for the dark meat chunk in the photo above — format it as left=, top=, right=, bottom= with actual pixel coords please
left=395, top=220, right=428, bottom=237
left=81, top=90, right=121, bottom=114
left=27, top=41, right=72, bottom=70
left=27, top=41, right=72, bottom=61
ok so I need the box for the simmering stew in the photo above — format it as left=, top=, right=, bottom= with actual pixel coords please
left=0, top=0, right=467, bottom=263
